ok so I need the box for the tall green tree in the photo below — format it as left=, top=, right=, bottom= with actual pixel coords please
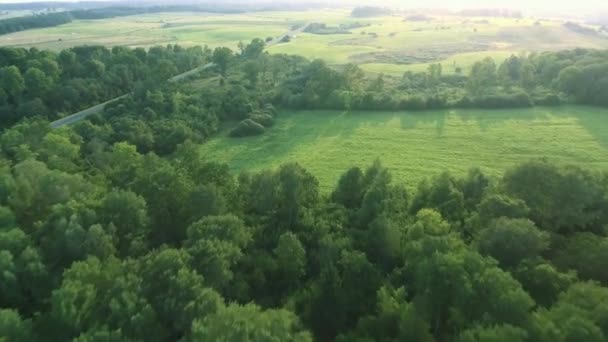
left=212, top=47, right=233, bottom=77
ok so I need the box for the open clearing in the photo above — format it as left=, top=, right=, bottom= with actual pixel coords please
left=2, top=9, right=607, bottom=75
left=200, top=106, right=608, bottom=192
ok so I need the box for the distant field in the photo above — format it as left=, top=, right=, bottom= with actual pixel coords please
left=0, top=12, right=295, bottom=50
left=200, top=106, right=608, bottom=192
left=267, top=12, right=608, bottom=75
left=0, top=10, right=32, bottom=20
left=1, top=9, right=607, bottom=75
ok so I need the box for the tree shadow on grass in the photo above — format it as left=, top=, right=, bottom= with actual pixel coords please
left=202, top=106, right=608, bottom=176
left=398, top=107, right=557, bottom=135
left=553, top=105, right=608, bottom=151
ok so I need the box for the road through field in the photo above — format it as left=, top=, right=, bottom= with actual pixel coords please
left=51, top=22, right=310, bottom=128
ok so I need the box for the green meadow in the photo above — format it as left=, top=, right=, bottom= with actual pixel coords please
left=200, top=106, right=608, bottom=192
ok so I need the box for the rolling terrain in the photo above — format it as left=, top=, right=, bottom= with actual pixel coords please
left=2, top=9, right=606, bottom=75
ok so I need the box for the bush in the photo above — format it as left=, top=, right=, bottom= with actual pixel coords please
left=399, top=95, right=427, bottom=111
left=250, top=113, right=274, bottom=127
left=454, top=96, right=474, bottom=108
left=472, top=92, right=533, bottom=108
left=263, top=103, right=278, bottom=117
left=533, top=93, right=562, bottom=106
left=229, top=119, right=265, bottom=137
left=426, top=95, right=448, bottom=109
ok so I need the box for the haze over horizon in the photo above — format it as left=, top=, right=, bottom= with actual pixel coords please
left=0, top=0, right=606, bottom=11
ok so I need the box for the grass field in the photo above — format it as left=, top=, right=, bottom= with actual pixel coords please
left=0, top=12, right=294, bottom=50
left=1, top=9, right=607, bottom=75
left=200, top=106, right=608, bottom=192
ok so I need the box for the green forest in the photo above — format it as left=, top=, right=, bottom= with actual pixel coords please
left=0, top=30, right=608, bottom=342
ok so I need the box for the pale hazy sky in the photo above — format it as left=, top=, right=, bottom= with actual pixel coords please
left=0, top=0, right=606, bottom=11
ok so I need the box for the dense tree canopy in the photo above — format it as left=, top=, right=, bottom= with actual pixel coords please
left=0, top=40, right=608, bottom=342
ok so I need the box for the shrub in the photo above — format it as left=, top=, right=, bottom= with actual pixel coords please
left=472, top=92, right=533, bottom=108
left=229, top=119, right=265, bottom=137
left=263, top=103, right=278, bottom=117
left=399, top=95, right=427, bottom=111
left=250, top=113, right=274, bottom=127
left=533, top=93, right=562, bottom=106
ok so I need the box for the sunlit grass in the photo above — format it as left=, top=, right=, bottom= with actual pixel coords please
left=200, top=106, right=608, bottom=192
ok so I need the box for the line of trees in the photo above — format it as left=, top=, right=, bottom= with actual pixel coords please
left=0, top=12, right=72, bottom=35
left=271, top=49, right=608, bottom=111
left=196, top=41, right=608, bottom=116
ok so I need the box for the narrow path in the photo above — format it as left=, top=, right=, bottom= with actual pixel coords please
left=50, top=94, right=129, bottom=129
left=51, top=62, right=214, bottom=128
left=267, top=22, right=311, bottom=46
left=51, top=23, right=310, bottom=128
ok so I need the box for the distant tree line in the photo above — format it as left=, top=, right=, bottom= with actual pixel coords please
left=351, top=6, right=393, bottom=18
left=458, top=8, right=523, bottom=18
left=0, top=5, right=248, bottom=36
left=0, top=12, right=72, bottom=35
left=270, top=49, right=608, bottom=111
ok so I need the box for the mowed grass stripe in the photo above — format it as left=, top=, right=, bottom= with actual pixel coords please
left=200, top=106, right=608, bottom=191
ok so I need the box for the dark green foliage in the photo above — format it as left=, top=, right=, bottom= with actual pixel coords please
left=503, top=161, right=607, bottom=233
left=332, top=167, right=365, bottom=209
left=212, top=47, right=233, bottom=77
left=552, top=233, right=608, bottom=284
left=476, top=218, right=549, bottom=267
left=0, top=44, right=209, bottom=127
left=478, top=194, right=530, bottom=223
left=0, top=43, right=607, bottom=342
left=0, top=12, right=72, bottom=35
left=229, top=119, right=266, bottom=137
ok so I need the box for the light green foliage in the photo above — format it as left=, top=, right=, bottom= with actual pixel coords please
left=185, top=215, right=251, bottom=290
left=50, top=257, right=160, bottom=341
left=135, top=248, right=223, bottom=338
left=457, top=324, right=528, bottom=342
left=403, top=210, right=534, bottom=335
left=0, top=309, right=34, bottom=342
left=100, top=189, right=149, bottom=256
left=192, top=303, right=312, bottom=341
